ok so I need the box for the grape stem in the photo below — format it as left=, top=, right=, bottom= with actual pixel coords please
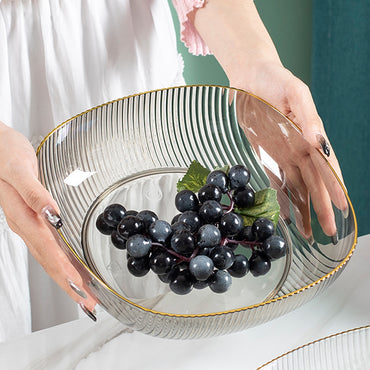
left=221, top=237, right=262, bottom=251
left=152, top=235, right=262, bottom=263
left=152, top=242, right=199, bottom=263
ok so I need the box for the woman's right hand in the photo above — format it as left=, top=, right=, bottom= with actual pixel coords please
left=0, top=121, right=97, bottom=316
left=234, top=90, right=348, bottom=240
left=192, top=0, right=348, bottom=240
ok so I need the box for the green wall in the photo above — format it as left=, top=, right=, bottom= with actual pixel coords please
left=311, top=0, right=370, bottom=237
left=169, top=0, right=313, bottom=86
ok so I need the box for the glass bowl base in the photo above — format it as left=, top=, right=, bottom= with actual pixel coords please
left=81, top=168, right=292, bottom=315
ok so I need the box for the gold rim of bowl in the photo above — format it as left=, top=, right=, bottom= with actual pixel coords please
left=257, top=324, right=370, bottom=369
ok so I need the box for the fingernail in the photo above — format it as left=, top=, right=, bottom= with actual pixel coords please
left=343, top=207, right=349, bottom=219
left=331, top=232, right=338, bottom=245
left=41, top=205, right=63, bottom=229
left=68, top=279, right=87, bottom=299
left=80, top=303, right=97, bottom=322
left=316, top=134, right=330, bottom=157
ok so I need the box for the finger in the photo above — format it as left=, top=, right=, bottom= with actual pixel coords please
left=0, top=180, right=96, bottom=311
left=264, top=167, right=291, bottom=223
left=0, top=127, right=59, bottom=214
left=312, top=130, right=346, bottom=190
left=285, top=79, right=346, bottom=172
left=22, top=230, right=97, bottom=312
left=310, top=147, right=348, bottom=213
left=285, top=78, right=323, bottom=146
left=260, top=151, right=312, bottom=239
left=299, top=155, right=337, bottom=237
left=284, top=80, right=347, bottom=214
left=3, top=165, right=60, bottom=215
left=283, top=166, right=312, bottom=239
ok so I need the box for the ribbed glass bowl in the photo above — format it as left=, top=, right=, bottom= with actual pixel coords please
left=258, top=325, right=370, bottom=370
left=37, top=85, right=357, bottom=339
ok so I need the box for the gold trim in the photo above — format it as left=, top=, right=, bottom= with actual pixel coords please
left=36, top=85, right=358, bottom=318
left=257, top=325, right=370, bottom=369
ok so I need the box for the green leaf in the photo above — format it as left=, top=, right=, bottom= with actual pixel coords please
left=214, top=164, right=230, bottom=174
left=177, top=160, right=211, bottom=193
left=235, top=188, right=280, bottom=227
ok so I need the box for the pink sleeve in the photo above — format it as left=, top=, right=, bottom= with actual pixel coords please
left=171, top=0, right=211, bottom=56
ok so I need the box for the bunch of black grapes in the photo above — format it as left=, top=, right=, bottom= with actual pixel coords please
left=96, top=165, right=287, bottom=295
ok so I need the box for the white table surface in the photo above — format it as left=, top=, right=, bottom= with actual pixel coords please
left=1, top=234, right=369, bottom=370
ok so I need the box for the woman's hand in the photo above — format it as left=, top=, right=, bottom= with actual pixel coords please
left=233, top=88, right=348, bottom=239
left=0, top=122, right=97, bottom=315
left=192, top=0, right=348, bottom=239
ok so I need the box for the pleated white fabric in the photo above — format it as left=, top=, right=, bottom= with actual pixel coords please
left=0, top=0, right=185, bottom=342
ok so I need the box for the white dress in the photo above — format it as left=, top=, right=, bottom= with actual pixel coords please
left=0, top=0, right=185, bottom=342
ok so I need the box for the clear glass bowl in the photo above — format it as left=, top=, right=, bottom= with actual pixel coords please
left=37, top=85, right=357, bottom=338
left=258, top=325, right=370, bottom=370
